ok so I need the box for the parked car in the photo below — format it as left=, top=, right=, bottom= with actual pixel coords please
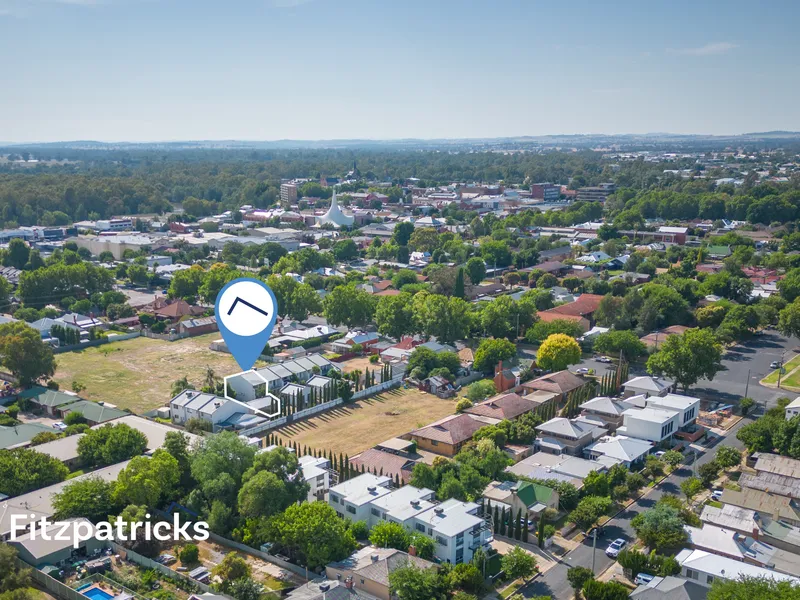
left=605, top=538, right=627, bottom=557
left=52, top=421, right=67, bottom=431
left=711, top=489, right=724, bottom=501
left=597, top=356, right=612, bottom=363
left=575, top=367, right=590, bottom=374
left=654, top=450, right=666, bottom=458
left=634, top=573, right=655, bottom=586
left=770, top=361, right=782, bottom=369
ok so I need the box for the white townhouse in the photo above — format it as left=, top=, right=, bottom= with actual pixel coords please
left=328, top=474, right=393, bottom=523
left=410, top=499, right=492, bottom=565
left=226, top=355, right=338, bottom=400
left=618, top=406, right=681, bottom=444
left=366, top=486, right=436, bottom=529
left=298, top=455, right=333, bottom=502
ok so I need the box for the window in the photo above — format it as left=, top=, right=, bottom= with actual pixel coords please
left=360, top=579, right=365, bottom=585
left=706, top=575, right=714, bottom=584
left=456, top=532, right=464, bottom=547
left=431, top=440, right=439, bottom=446
left=686, top=569, right=698, bottom=581
left=436, top=536, right=448, bottom=546
left=347, top=505, right=356, bottom=514
left=330, top=494, right=339, bottom=504
left=455, top=548, right=463, bottom=563
left=371, top=508, right=381, bottom=517
left=416, top=523, right=426, bottom=533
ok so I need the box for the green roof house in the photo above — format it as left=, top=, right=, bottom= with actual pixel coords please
left=55, top=401, right=128, bottom=426
left=482, top=479, right=560, bottom=518
left=706, top=245, right=732, bottom=259
left=18, top=387, right=83, bottom=416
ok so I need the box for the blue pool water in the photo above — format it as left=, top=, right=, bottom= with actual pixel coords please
left=83, top=587, right=114, bottom=600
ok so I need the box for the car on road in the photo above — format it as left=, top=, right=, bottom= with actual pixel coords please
left=770, top=361, right=782, bottom=369
left=634, top=573, right=655, bottom=586
left=575, top=367, right=590, bottom=374
left=711, top=489, right=724, bottom=501
left=605, top=538, right=627, bottom=557
left=52, top=421, right=67, bottom=431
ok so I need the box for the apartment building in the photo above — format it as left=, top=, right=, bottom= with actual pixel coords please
left=280, top=183, right=298, bottom=205
left=328, top=474, right=393, bottom=522
left=298, top=455, right=333, bottom=502
left=366, top=485, right=436, bottom=529
left=411, top=499, right=492, bottom=565
left=530, top=183, right=561, bottom=202
left=534, top=417, right=607, bottom=456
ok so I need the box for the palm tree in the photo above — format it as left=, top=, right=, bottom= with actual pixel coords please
left=204, top=366, right=217, bottom=390
left=171, top=376, right=194, bottom=397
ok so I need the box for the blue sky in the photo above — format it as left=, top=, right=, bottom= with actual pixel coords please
left=1, top=0, right=798, bottom=142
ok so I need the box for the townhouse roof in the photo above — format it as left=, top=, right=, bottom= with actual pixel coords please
left=367, top=486, right=436, bottom=522
left=535, top=417, right=596, bottom=440
left=0, top=423, right=57, bottom=450
left=622, top=406, right=679, bottom=424
left=415, top=498, right=483, bottom=537
left=700, top=503, right=758, bottom=532
left=483, top=480, right=554, bottom=509
left=623, top=376, right=673, bottom=393
left=410, top=413, right=485, bottom=445
left=579, top=396, right=631, bottom=417
left=171, top=390, right=224, bottom=410
left=464, top=393, right=537, bottom=421
left=329, top=473, right=392, bottom=506
left=648, top=393, right=700, bottom=412
left=586, top=435, right=653, bottom=463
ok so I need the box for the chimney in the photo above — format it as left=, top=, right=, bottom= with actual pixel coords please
left=371, top=554, right=379, bottom=562
left=345, top=578, right=354, bottom=589
left=496, top=361, right=503, bottom=376
left=752, top=526, right=759, bottom=541
left=408, top=545, right=417, bottom=556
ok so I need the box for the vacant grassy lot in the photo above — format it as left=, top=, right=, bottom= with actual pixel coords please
left=270, top=387, right=458, bottom=456
left=52, top=333, right=247, bottom=413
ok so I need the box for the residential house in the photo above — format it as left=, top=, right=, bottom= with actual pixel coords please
left=365, top=486, right=436, bottom=529
left=578, top=396, right=632, bottom=431
left=536, top=294, right=604, bottom=333
left=617, top=406, right=680, bottom=444
left=719, top=488, right=800, bottom=526
left=170, top=390, right=242, bottom=428
left=326, top=547, right=436, bottom=600
left=0, top=423, right=58, bottom=451
left=10, top=518, right=106, bottom=568
left=522, top=370, right=589, bottom=403
left=17, top=387, right=82, bottom=416
left=332, top=331, right=380, bottom=353
left=178, top=316, right=218, bottom=337
left=409, top=414, right=489, bottom=457
left=684, top=523, right=800, bottom=576
left=622, top=376, right=673, bottom=398
left=298, top=455, right=333, bottom=502
left=534, top=417, right=606, bottom=456
left=630, top=576, right=708, bottom=600
left=150, top=299, right=205, bottom=322
left=482, top=480, right=559, bottom=519
left=226, top=354, right=338, bottom=400
left=328, top=474, right=393, bottom=522
left=285, top=580, right=373, bottom=599
left=786, top=398, right=800, bottom=420
left=505, top=452, right=611, bottom=489
left=740, top=454, right=800, bottom=499
left=351, top=448, right=418, bottom=485
left=493, top=361, right=518, bottom=393
left=464, top=393, right=538, bottom=422
left=584, top=435, right=653, bottom=468
left=675, top=548, right=800, bottom=587
left=639, top=326, right=690, bottom=351
left=420, top=375, right=455, bottom=398
left=56, top=401, right=128, bottom=426
left=411, top=498, right=492, bottom=564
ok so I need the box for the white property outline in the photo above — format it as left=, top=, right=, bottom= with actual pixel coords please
left=224, top=369, right=282, bottom=419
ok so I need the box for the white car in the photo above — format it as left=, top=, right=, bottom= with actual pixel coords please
left=770, top=361, right=782, bottom=369
left=711, top=489, right=724, bottom=501
left=634, top=573, right=655, bottom=586
left=575, top=367, right=590, bottom=374
left=597, top=356, right=612, bottom=363
left=605, top=538, right=627, bottom=557
left=52, top=421, right=68, bottom=431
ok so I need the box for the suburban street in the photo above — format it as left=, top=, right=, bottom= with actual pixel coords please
left=516, top=332, right=797, bottom=599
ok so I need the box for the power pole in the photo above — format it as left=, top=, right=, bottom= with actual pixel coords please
left=591, top=527, right=598, bottom=574
left=744, top=368, right=750, bottom=399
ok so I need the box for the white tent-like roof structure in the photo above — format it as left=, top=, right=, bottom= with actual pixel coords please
left=316, top=191, right=354, bottom=228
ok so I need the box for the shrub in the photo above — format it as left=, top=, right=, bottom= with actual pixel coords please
left=455, top=398, right=473, bottom=413
left=369, top=355, right=379, bottom=364
left=64, top=411, right=87, bottom=426
left=349, top=520, right=369, bottom=540
left=179, top=544, right=199, bottom=565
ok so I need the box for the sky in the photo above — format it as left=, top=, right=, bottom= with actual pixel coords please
left=1, top=0, right=799, bottom=142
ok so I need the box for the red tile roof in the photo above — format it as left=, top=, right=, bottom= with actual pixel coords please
left=542, top=294, right=604, bottom=318
left=522, top=370, right=587, bottom=395
left=465, top=393, right=538, bottom=420
left=350, top=448, right=416, bottom=483
left=411, top=413, right=484, bottom=445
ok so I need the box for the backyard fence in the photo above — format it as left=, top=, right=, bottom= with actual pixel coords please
left=52, top=332, right=141, bottom=354
left=206, top=532, right=311, bottom=580
left=16, top=557, right=85, bottom=600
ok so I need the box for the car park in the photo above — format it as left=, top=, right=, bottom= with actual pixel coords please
left=605, top=538, right=627, bottom=557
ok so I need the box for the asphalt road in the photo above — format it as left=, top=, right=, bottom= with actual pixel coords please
left=518, top=416, right=751, bottom=599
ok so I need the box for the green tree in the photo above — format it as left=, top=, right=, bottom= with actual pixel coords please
left=501, top=547, right=537, bottom=582
left=237, top=470, right=292, bottom=519
left=53, top=477, right=116, bottom=522
left=536, top=334, right=582, bottom=372
left=592, top=330, right=647, bottom=360
left=370, top=521, right=411, bottom=551
left=778, top=300, right=800, bottom=338
left=526, top=319, right=584, bottom=344
left=332, top=239, right=359, bottom=262
left=265, top=502, right=357, bottom=569
left=739, top=397, right=755, bottom=416
left=77, top=423, right=148, bottom=468
left=631, top=503, right=687, bottom=549
left=0, top=322, right=57, bottom=386
left=113, top=451, right=180, bottom=507
left=389, top=562, right=449, bottom=600
left=707, top=575, right=800, bottom=600
left=582, top=471, right=610, bottom=498
left=647, top=328, right=723, bottom=392
left=465, top=380, right=496, bottom=402
left=567, top=566, right=594, bottom=595
left=473, top=338, right=517, bottom=373
left=212, top=552, right=251, bottom=583
left=453, top=267, right=466, bottom=299
left=582, top=580, right=630, bottom=600
left=393, top=222, right=415, bottom=247
left=569, top=496, right=612, bottom=531
left=323, top=284, right=376, bottom=328
left=680, top=477, right=704, bottom=502
left=375, top=293, right=415, bottom=339
left=715, top=446, right=742, bottom=469
left=466, top=257, right=486, bottom=285
left=0, top=448, right=69, bottom=497
left=178, top=544, right=199, bottom=565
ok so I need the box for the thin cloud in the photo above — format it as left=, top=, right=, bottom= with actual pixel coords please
left=669, top=42, right=738, bottom=56
left=270, top=0, right=318, bottom=7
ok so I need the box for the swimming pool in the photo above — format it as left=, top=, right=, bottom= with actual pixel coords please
left=82, top=587, right=114, bottom=600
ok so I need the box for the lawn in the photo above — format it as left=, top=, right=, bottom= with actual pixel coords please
left=270, top=387, right=458, bottom=456
left=52, top=333, right=247, bottom=414
left=761, top=352, right=800, bottom=385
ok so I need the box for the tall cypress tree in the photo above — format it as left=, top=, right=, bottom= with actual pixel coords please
left=454, top=267, right=466, bottom=299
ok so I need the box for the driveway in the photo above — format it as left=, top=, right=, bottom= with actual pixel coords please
left=516, top=416, right=751, bottom=599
